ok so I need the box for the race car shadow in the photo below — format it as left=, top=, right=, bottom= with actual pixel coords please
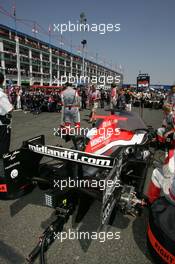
left=132, top=208, right=153, bottom=262
left=37, top=195, right=100, bottom=253
left=72, top=202, right=131, bottom=252
left=0, top=240, right=25, bottom=264
left=72, top=199, right=101, bottom=252
left=9, top=187, right=45, bottom=217
left=108, top=209, right=130, bottom=229
left=106, top=207, right=153, bottom=262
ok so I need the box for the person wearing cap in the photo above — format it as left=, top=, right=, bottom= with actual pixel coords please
left=146, top=148, right=175, bottom=204
left=0, top=73, right=13, bottom=156
left=60, top=82, right=80, bottom=134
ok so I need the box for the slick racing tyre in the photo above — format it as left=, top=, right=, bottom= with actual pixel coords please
left=147, top=197, right=175, bottom=264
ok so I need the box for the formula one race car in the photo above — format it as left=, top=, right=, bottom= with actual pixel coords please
left=0, top=110, right=153, bottom=263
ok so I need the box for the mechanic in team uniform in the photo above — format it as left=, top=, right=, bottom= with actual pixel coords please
left=146, top=151, right=175, bottom=263
left=156, top=104, right=175, bottom=143
left=147, top=104, right=175, bottom=203
left=165, top=85, right=175, bottom=111
left=60, top=83, right=80, bottom=134
left=0, top=73, right=13, bottom=156
left=146, top=148, right=175, bottom=204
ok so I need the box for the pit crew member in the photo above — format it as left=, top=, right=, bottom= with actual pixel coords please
left=146, top=147, right=175, bottom=204
left=60, top=83, right=80, bottom=134
left=157, top=104, right=175, bottom=144
left=0, top=72, right=13, bottom=156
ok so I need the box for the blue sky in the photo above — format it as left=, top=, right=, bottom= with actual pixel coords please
left=0, top=0, right=175, bottom=84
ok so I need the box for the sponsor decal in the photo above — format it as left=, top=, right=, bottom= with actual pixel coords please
left=147, top=224, right=175, bottom=264
left=94, top=133, right=145, bottom=155
left=3, top=151, right=20, bottom=161
left=102, top=119, right=118, bottom=128
left=101, top=150, right=123, bottom=225
left=102, top=174, right=120, bottom=205
left=10, top=169, right=18, bottom=179
left=0, top=184, right=7, bottom=193
left=102, top=198, right=116, bottom=225
left=90, top=128, right=121, bottom=149
left=28, top=144, right=114, bottom=168
left=5, top=162, right=20, bottom=170
left=90, top=134, right=111, bottom=147
left=102, top=120, right=112, bottom=128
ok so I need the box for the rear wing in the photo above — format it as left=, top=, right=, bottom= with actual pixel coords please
left=0, top=135, right=115, bottom=198
left=26, top=140, right=114, bottom=169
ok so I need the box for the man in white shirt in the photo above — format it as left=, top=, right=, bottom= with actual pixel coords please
left=60, top=83, right=80, bottom=134
left=0, top=73, right=13, bottom=156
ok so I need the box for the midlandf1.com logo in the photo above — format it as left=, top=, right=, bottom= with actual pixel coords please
left=53, top=21, right=121, bottom=35
left=53, top=229, right=121, bottom=243
left=28, top=144, right=113, bottom=168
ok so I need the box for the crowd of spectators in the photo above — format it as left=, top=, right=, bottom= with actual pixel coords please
left=6, top=84, right=170, bottom=116
left=6, top=87, right=62, bottom=114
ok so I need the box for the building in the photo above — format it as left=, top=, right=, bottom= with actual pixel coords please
left=0, top=24, right=123, bottom=88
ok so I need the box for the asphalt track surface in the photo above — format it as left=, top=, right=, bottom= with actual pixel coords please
left=0, top=106, right=163, bottom=264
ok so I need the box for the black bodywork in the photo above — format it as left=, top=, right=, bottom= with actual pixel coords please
left=0, top=111, right=153, bottom=263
